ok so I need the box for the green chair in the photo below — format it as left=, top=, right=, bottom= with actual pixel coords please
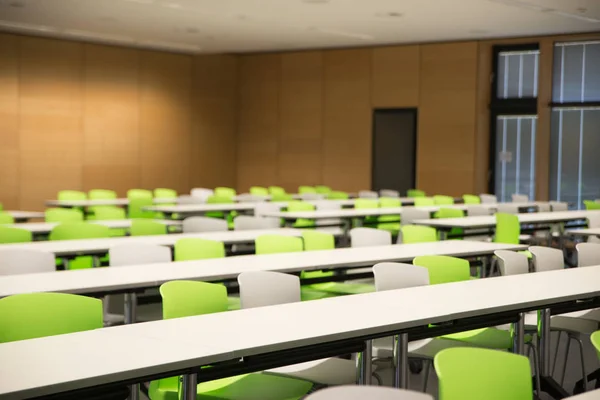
left=434, top=208, right=464, bottom=240
left=435, top=348, right=532, bottom=400
left=414, top=197, right=435, bottom=207
left=256, top=234, right=304, bottom=255
left=214, top=187, right=236, bottom=199
left=0, top=293, right=102, bottom=343
left=130, top=220, right=166, bottom=236
left=584, top=200, right=600, bottom=210
left=93, top=207, right=127, bottom=237
left=174, top=238, right=225, bottom=261
left=327, top=191, right=349, bottom=200
left=128, top=197, right=155, bottom=219
left=272, top=193, right=294, bottom=201
left=463, top=194, right=481, bottom=204
left=45, top=208, right=84, bottom=223
left=58, top=190, right=87, bottom=201
left=298, top=186, right=317, bottom=194
left=354, top=198, right=379, bottom=227
left=0, top=213, right=14, bottom=224
left=315, top=186, right=332, bottom=195
left=591, top=330, right=600, bottom=360
left=154, top=188, right=177, bottom=199
left=287, top=201, right=316, bottom=228
left=269, top=186, right=286, bottom=196
left=149, top=281, right=312, bottom=400
left=127, top=189, right=153, bottom=199
left=300, top=231, right=374, bottom=298
left=407, top=189, right=426, bottom=198
left=206, top=195, right=236, bottom=226
left=433, top=195, right=454, bottom=205
left=400, top=225, right=438, bottom=244
left=88, top=189, right=117, bottom=200
left=494, top=213, right=520, bottom=244
left=377, top=197, right=402, bottom=232
left=49, top=222, right=110, bottom=270
left=0, top=227, right=32, bottom=244
left=250, top=186, right=269, bottom=196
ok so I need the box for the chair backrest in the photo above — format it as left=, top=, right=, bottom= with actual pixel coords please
left=154, top=188, right=177, bottom=199
left=401, top=208, right=430, bottom=225
left=0, top=213, right=14, bottom=224
left=549, top=201, right=568, bottom=211
left=379, top=197, right=402, bottom=208
left=380, top=189, right=399, bottom=198
left=287, top=200, right=315, bottom=212
left=584, top=200, right=600, bottom=210
left=45, top=208, right=84, bottom=223
left=354, top=198, right=379, bottom=209
left=255, top=235, right=303, bottom=254
left=254, top=202, right=282, bottom=216
left=399, top=225, right=437, bottom=244
left=207, top=195, right=234, bottom=204
left=512, top=194, right=529, bottom=203
left=373, top=263, right=430, bottom=292
left=494, top=250, right=529, bottom=276
left=327, top=191, right=349, bottom=200
left=496, top=204, right=520, bottom=214
left=299, top=193, right=324, bottom=201
left=591, top=331, right=600, bottom=360
left=407, top=189, right=426, bottom=198
left=494, top=213, right=520, bottom=244
left=537, top=203, right=551, bottom=212
left=479, top=194, right=498, bottom=204
left=315, top=185, right=332, bottom=194
left=234, top=215, right=280, bottom=230
left=0, top=249, right=55, bottom=275
left=272, top=193, right=294, bottom=201
left=298, top=186, right=317, bottom=194
left=128, top=197, right=155, bottom=219
left=435, top=347, right=532, bottom=400
left=434, top=208, right=464, bottom=219
left=358, top=190, right=378, bottom=199
left=350, top=227, right=392, bottom=247
left=130, top=220, right=167, bottom=236
left=238, top=271, right=300, bottom=309
left=576, top=243, right=600, bottom=267
left=236, top=193, right=267, bottom=203
left=249, top=186, right=269, bottom=196
left=0, top=227, right=32, bottom=244
left=414, top=197, right=435, bottom=207
left=214, top=187, right=236, bottom=199
left=183, top=216, right=228, bottom=233
left=302, top=230, right=335, bottom=251
left=160, top=280, right=227, bottom=319
left=269, top=186, right=286, bottom=195
left=88, top=189, right=117, bottom=200
left=174, top=238, right=225, bottom=261
left=314, top=201, right=342, bottom=211
left=127, top=189, right=153, bottom=199
left=93, top=206, right=126, bottom=220
left=58, top=190, right=87, bottom=201
left=190, top=188, right=213, bottom=201
left=0, top=293, right=102, bottom=342
left=109, top=244, right=171, bottom=266
left=433, top=195, right=454, bottom=205
left=49, top=222, right=110, bottom=241
left=529, top=246, right=564, bottom=272
left=462, top=194, right=481, bottom=204
left=413, top=255, right=470, bottom=285
left=466, top=205, right=492, bottom=216
left=304, top=386, right=433, bottom=400
left=176, top=195, right=204, bottom=205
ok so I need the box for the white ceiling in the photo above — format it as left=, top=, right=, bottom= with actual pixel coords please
left=0, top=0, right=599, bottom=54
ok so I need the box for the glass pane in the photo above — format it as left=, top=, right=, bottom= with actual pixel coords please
left=553, top=42, right=600, bottom=103
left=496, top=51, right=539, bottom=99
left=506, top=55, right=521, bottom=98
left=584, top=44, right=600, bottom=102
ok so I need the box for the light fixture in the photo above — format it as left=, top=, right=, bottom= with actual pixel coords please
left=487, top=0, right=600, bottom=23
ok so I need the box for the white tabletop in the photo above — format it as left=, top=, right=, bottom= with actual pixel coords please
left=566, top=228, right=600, bottom=237
left=5, top=210, right=44, bottom=220
left=564, top=389, right=600, bottom=399
left=2, top=265, right=600, bottom=399
left=45, top=198, right=175, bottom=207
left=262, top=207, right=405, bottom=220
left=412, top=210, right=598, bottom=229
left=0, top=241, right=527, bottom=298
left=6, top=219, right=181, bottom=235
left=0, top=228, right=318, bottom=256
left=146, top=203, right=257, bottom=214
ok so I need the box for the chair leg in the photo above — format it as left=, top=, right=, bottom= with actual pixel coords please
left=574, top=336, right=588, bottom=392
left=561, top=335, right=573, bottom=386
left=371, top=372, right=382, bottom=386
left=529, top=342, right=542, bottom=397
left=422, top=360, right=431, bottom=393
left=552, top=331, right=564, bottom=376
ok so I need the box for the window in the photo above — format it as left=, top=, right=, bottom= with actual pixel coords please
left=490, top=45, right=540, bottom=201
left=549, top=41, right=600, bottom=208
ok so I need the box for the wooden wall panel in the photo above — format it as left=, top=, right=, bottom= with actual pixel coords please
left=191, top=55, right=238, bottom=189
left=237, top=54, right=281, bottom=191
left=19, top=37, right=84, bottom=210
left=0, top=34, right=20, bottom=210
left=82, top=44, right=140, bottom=196
left=417, top=42, right=479, bottom=196
left=371, top=45, right=420, bottom=108
left=278, top=51, right=323, bottom=192
left=474, top=42, right=492, bottom=195
left=322, top=49, right=372, bottom=191
left=139, top=51, right=192, bottom=193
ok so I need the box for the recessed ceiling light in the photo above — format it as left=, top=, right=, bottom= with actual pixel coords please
left=375, top=12, right=403, bottom=18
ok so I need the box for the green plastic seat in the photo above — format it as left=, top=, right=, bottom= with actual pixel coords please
left=407, top=189, right=426, bottom=198
left=256, top=234, right=303, bottom=255
left=53, top=222, right=110, bottom=270
left=584, top=200, right=600, bottom=210
left=463, top=194, right=481, bottom=204
left=591, top=330, right=600, bottom=360
left=128, top=197, right=155, bottom=219
left=92, top=207, right=127, bottom=237
left=0, top=213, right=14, bottom=224
left=354, top=198, right=379, bottom=227
left=0, top=293, right=102, bottom=343
left=287, top=201, right=316, bottom=228
left=272, top=193, right=293, bottom=201
left=298, top=186, right=317, bottom=194
left=214, top=187, right=236, bottom=199
left=400, top=225, right=438, bottom=244
left=434, top=208, right=464, bottom=240
left=45, top=208, right=84, bottom=223
left=127, top=189, right=153, bottom=199
left=414, top=256, right=513, bottom=349
left=174, top=238, right=225, bottom=261
left=154, top=188, right=177, bottom=199
left=327, top=191, right=349, bottom=200
left=494, top=213, right=520, bottom=244
left=130, top=220, right=167, bottom=236
left=58, top=190, right=87, bottom=201
left=150, top=281, right=312, bottom=400
left=315, top=186, right=332, bottom=194
left=250, top=186, right=269, bottom=196
left=0, top=227, right=32, bottom=244
left=206, top=195, right=236, bottom=225
left=435, top=347, right=532, bottom=400
left=433, top=195, right=454, bottom=205
left=88, top=189, right=117, bottom=200
left=377, top=197, right=401, bottom=231
left=300, top=231, right=374, bottom=298
left=269, top=186, right=286, bottom=196
left=414, top=197, right=435, bottom=207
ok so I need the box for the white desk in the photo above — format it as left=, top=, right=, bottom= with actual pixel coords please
left=566, top=228, right=600, bottom=238
left=1, top=265, right=598, bottom=399
left=45, top=198, right=175, bottom=208
left=5, top=210, right=44, bottom=222
left=6, top=219, right=181, bottom=236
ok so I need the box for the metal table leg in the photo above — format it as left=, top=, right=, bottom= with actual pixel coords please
left=124, top=292, right=139, bottom=400
left=512, top=312, right=525, bottom=355
left=538, top=308, right=569, bottom=399
left=393, top=333, right=409, bottom=388
left=356, top=340, right=373, bottom=385
left=181, top=373, right=197, bottom=400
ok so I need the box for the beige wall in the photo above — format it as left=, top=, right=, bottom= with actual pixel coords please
left=0, top=33, right=238, bottom=210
